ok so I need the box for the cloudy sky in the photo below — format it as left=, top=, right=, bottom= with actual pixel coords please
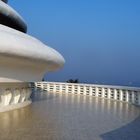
left=10, top=0, right=140, bottom=86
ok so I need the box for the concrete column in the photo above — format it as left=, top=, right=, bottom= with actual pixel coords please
left=41, top=83, right=44, bottom=91
left=119, top=89, right=123, bottom=101
left=12, top=89, right=20, bottom=104
left=53, top=84, right=56, bottom=92
left=47, top=84, right=50, bottom=92
left=95, top=87, right=99, bottom=97
left=114, top=89, right=117, bottom=100
left=102, top=88, right=105, bottom=98
left=34, top=82, right=38, bottom=91
left=59, top=84, right=62, bottom=93
left=89, top=86, right=93, bottom=96
left=77, top=85, right=81, bottom=95
left=0, top=83, right=32, bottom=112
left=72, top=85, right=75, bottom=94
left=126, top=90, right=129, bottom=103
left=65, top=85, right=69, bottom=93
left=1, top=89, right=12, bottom=106
left=131, top=91, right=135, bottom=104
left=42, top=82, right=46, bottom=91
left=83, top=86, right=87, bottom=95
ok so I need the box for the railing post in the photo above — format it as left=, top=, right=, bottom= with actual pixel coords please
left=114, top=89, right=117, bottom=100
left=95, top=87, right=98, bottom=97
left=53, top=84, right=56, bottom=92
left=35, top=82, right=38, bottom=91
left=47, top=83, right=50, bottom=92
left=84, top=86, right=87, bottom=95
left=119, top=89, right=123, bottom=101
left=102, top=88, right=105, bottom=98
left=72, top=85, right=75, bottom=94
left=65, top=83, right=68, bottom=93
left=59, top=84, right=62, bottom=93
left=89, top=86, right=92, bottom=96
left=41, top=83, right=44, bottom=91
left=78, top=85, right=81, bottom=95
left=126, top=90, right=129, bottom=103
left=131, top=91, right=135, bottom=104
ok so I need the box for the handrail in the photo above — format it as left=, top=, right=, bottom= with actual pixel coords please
left=31, top=82, right=140, bottom=106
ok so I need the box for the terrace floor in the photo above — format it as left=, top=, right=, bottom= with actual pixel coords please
left=0, top=91, right=139, bottom=140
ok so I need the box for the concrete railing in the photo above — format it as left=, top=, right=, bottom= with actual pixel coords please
left=31, top=82, right=140, bottom=106
left=0, top=83, right=32, bottom=112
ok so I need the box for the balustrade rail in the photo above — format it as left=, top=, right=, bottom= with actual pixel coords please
left=31, top=82, right=140, bottom=106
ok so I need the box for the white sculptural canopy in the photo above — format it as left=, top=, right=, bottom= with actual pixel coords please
left=0, top=0, right=65, bottom=82
left=1, top=0, right=8, bottom=3
left=0, top=1, right=27, bottom=32
left=0, top=24, right=65, bottom=82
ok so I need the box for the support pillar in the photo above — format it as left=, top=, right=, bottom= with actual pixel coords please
left=95, top=87, right=98, bottom=97
left=12, top=89, right=20, bottom=104
left=126, top=90, right=129, bottom=103
left=72, top=85, right=75, bottom=94
left=83, top=86, right=87, bottom=95
left=102, top=88, right=105, bottom=98
left=89, top=87, right=93, bottom=96
left=114, top=89, right=117, bottom=100
left=1, top=89, right=12, bottom=106
left=77, top=86, right=81, bottom=95
left=107, top=88, right=111, bottom=99
left=131, top=91, right=135, bottom=104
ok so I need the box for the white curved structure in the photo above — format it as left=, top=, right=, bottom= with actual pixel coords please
left=0, top=1, right=65, bottom=112
left=0, top=1, right=27, bottom=32
left=0, top=24, right=64, bottom=82
left=0, top=83, right=31, bottom=112
left=33, top=82, right=140, bottom=106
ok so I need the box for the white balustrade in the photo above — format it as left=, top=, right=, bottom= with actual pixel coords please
left=114, top=89, right=117, bottom=100
left=34, top=82, right=140, bottom=106
left=0, top=83, right=32, bottom=113
left=12, top=89, right=20, bottom=104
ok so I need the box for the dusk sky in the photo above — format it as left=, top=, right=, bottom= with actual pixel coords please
left=9, top=0, right=140, bottom=86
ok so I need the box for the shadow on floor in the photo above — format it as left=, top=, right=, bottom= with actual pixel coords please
left=101, top=114, right=140, bottom=140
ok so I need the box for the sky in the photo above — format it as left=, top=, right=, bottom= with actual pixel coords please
left=9, top=0, right=140, bottom=86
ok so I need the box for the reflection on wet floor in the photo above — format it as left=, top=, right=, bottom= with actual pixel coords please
left=0, top=91, right=139, bottom=140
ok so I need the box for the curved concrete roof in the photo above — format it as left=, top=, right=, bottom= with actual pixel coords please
left=0, top=1, right=27, bottom=32
left=0, top=24, right=65, bottom=70
left=1, top=0, right=8, bottom=3
left=0, top=25, right=65, bottom=82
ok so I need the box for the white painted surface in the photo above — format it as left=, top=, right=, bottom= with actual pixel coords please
left=0, top=0, right=64, bottom=111
left=0, top=25, right=65, bottom=82
left=0, top=83, right=32, bottom=112
left=0, top=1, right=65, bottom=82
